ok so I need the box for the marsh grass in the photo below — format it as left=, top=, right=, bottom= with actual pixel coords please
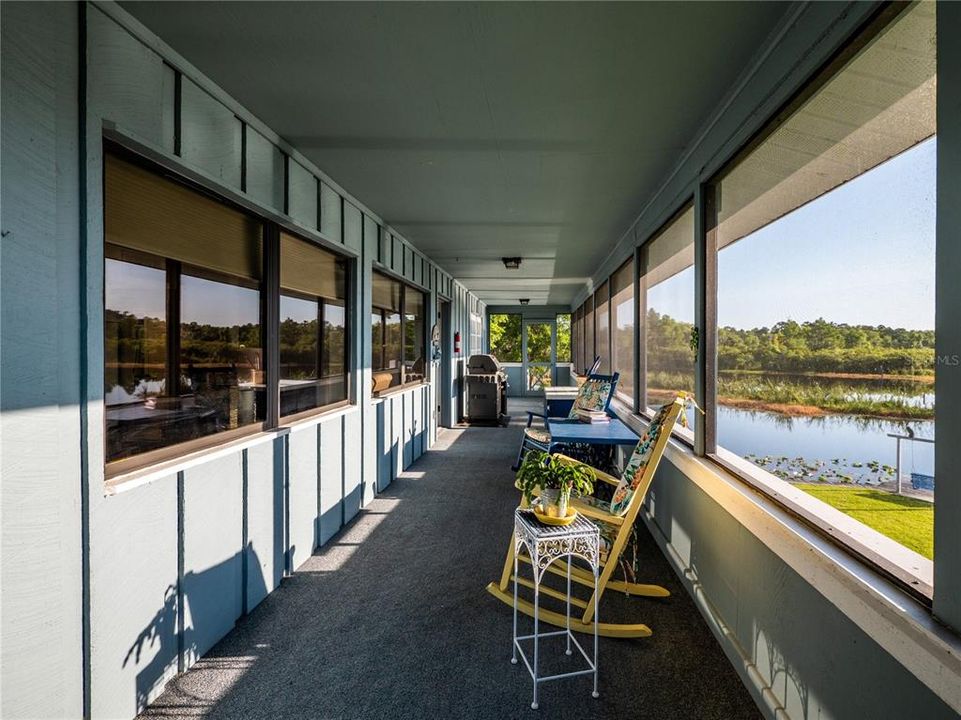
left=647, top=370, right=934, bottom=419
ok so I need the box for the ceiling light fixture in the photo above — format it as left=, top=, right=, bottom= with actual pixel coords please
left=502, top=257, right=522, bottom=270
left=519, top=298, right=530, bottom=305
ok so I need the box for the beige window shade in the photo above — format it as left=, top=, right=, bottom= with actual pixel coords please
left=105, top=152, right=263, bottom=280
left=280, top=232, right=346, bottom=301
left=372, top=271, right=402, bottom=311
left=714, top=2, right=935, bottom=249
left=611, top=258, right=633, bottom=295
left=641, top=206, right=694, bottom=287
left=405, top=287, right=425, bottom=316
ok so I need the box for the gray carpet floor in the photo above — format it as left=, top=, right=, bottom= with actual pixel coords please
left=139, top=399, right=760, bottom=720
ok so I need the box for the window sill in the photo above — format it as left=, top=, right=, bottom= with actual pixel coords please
left=609, top=399, right=961, bottom=712
left=105, top=402, right=358, bottom=495
left=371, top=380, right=430, bottom=401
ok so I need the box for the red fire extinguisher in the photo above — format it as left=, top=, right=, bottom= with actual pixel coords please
left=454, top=331, right=461, bottom=355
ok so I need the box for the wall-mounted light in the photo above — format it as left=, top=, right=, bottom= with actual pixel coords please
left=502, top=257, right=522, bottom=270
left=519, top=298, right=530, bottom=305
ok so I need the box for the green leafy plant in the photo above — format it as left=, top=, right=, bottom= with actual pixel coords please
left=514, top=450, right=595, bottom=505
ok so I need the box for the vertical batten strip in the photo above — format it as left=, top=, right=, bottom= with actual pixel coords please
left=241, top=449, right=249, bottom=614
left=172, top=69, right=182, bottom=157
left=176, top=470, right=185, bottom=673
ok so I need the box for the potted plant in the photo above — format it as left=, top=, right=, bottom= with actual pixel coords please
left=515, top=451, right=595, bottom=518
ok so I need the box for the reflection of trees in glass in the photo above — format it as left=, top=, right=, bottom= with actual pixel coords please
left=323, top=303, right=346, bottom=376
left=489, top=314, right=522, bottom=362
left=104, top=258, right=167, bottom=394
left=105, top=309, right=167, bottom=393
left=556, top=314, right=571, bottom=362
left=279, top=316, right=318, bottom=380
left=385, top=312, right=402, bottom=369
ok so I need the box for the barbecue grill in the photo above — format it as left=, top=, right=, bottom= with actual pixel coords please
left=466, top=354, right=509, bottom=424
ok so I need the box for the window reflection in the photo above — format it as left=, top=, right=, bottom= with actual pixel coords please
left=322, top=299, right=348, bottom=405
left=104, top=255, right=169, bottom=463
left=278, top=234, right=348, bottom=417
left=372, top=271, right=425, bottom=395
left=405, top=290, right=426, bottom=383
left=180, top=272, right=265, bottom=437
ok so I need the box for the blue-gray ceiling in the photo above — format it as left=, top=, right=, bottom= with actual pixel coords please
left=121, top=1, right=789, bottom=305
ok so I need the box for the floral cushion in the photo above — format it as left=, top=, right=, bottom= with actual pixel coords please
left=569, top=379, right=612, bottom=416
left=523, top=427, right=552, bottom=445
left=608, top=401, right=675, bottom=516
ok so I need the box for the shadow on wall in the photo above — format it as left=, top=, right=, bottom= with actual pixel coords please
left=123, top=543, right=270, bottom=714
left=646, top=464, right=812, bottom=719
left=120, top=397, right=453, bottom=717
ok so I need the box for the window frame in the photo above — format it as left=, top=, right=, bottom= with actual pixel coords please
left=103, top=241, right=269, bottom=477
left=609, top=255, right=635, bottom=407
left=593, top=281, right=610, bottom=374
left=103, top=146, right=354, bottom=479
left=572, top=0, right=934, bottom=606
left=636, top=200, right=696, bottom=447
left=277, top=232, right=352, bottom=425
left=700, top=3, right=933, bottom=599
left=371, top=269, right=428, bottom=396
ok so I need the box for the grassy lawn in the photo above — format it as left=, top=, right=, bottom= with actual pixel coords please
left=795, top=484, right=933, bottom=559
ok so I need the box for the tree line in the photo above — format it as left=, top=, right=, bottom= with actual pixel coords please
left=646, top=310, right=934, bottom=375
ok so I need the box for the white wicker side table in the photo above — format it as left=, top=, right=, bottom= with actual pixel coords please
left=511, top=508, right=600, bottom=710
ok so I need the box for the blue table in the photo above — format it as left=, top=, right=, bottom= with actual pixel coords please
left=545, top=417, right=638, bottom=448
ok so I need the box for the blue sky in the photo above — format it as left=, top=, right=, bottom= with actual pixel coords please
left=647, top=137, right=936, bottom=332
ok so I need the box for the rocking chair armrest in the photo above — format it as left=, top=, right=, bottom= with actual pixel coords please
left=569, top=498, right=624, bottom=526
left=552, top=454, right=619, bottom=487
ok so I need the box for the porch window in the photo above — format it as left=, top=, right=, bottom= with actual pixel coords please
left=641, top=205, right=695, bottom=435
left=372, top=271, right=426, bottom=395
left=708, top=2, right=936, bottom=567
left=572, top=307, right=583, bottom=371
left=594, top=281, right=610, bottom=373
left=279, top=232, right=348, bottom=419
left=104, top=150, right=353, bottom=476
left=104, top=151, right=266, bottom=469
left=611, top=258, right=635, bottom=406
left=583, top=296, right=595, bottom=368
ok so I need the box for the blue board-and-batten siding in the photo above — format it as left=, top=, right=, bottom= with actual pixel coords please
left=57, top=4, right=488, bottom=719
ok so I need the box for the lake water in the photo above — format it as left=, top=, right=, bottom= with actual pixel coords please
left=711, top=406, right=935, bottom=486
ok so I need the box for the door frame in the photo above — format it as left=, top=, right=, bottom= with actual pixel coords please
left=437, top=298, right=453, bottom=427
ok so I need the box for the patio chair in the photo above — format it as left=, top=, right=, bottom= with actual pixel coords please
left=488, top=394, right=687, bottom=638
left=584, top=355, right=601, bottom=377
left=511, top=372, right=619, bottom=471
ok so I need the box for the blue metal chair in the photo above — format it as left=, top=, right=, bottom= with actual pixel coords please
left=584, top=355, right=601, bottom=377
left=512, top=372, right=619, bottom=470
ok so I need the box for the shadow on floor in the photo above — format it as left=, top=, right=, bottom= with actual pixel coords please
left=138, top=398, right=759, bottom=720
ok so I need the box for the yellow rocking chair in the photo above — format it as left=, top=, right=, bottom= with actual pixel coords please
left=486, top=395, right=686, bottom=639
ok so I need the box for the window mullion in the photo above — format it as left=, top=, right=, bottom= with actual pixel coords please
left=166, top=259, right=181, bottom=400
left=318, top=299, right=326, bottom=379
left=264, top=224, right=281, bottom=429
left=694, top=183, right=717, bottom=456
left=400, top=285, right=407, bottom=385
